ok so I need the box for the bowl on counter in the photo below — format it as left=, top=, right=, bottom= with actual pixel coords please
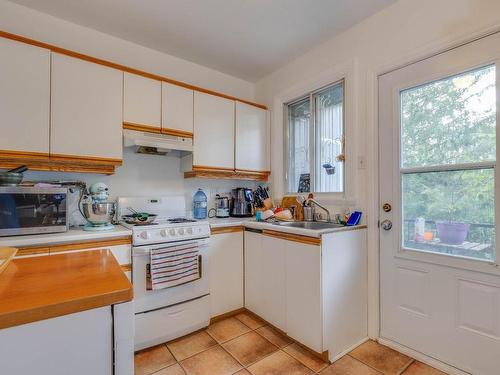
left=82, top=202, right=116, bottom=226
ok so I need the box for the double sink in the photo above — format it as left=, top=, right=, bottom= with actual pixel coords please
left=271, top=221, right=344, bottom=230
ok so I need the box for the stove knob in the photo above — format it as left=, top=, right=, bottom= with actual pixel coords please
left=139, top=231, right=149, bottom=240
left=169, top=229, right=176, bottom=236
left=178, top=228, right=185, bottom=235
left=160, top=229, right=167, bottom=237
left=186, top=228, right=193, bottom=235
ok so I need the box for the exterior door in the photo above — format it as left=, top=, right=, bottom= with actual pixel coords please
left=379, top=33, right=500, bottom=375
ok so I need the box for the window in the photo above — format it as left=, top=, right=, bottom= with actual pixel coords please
left=285, top=80, right=344, bottom=193
left=401, top=65, right=496, bottom=261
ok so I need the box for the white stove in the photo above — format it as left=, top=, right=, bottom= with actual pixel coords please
left=118, top=196, right=211, bottom=246
left=117, top=196, right=211, bottom=351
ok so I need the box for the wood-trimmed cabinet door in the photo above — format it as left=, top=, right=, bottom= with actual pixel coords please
left=208, top=230, right=244, bottom=317
left=285, top=241, right=322, bottom=353
left=244, top=231, right=286, bottom=331
left=123, top=72, right=161, bottom=130
left=0, top=38, right=50, bottom=156
left=50, top=53, right=123, bottom=160
left=235, top=102, right=270, bottom=173
left=193, top=92, right=234, bottom=170
left=162, top=82, right=193, bottom=137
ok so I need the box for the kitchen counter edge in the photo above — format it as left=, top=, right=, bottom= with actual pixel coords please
left=210, top=218, right=367, bottom=238
left=0, top=225, right=132, bottom=248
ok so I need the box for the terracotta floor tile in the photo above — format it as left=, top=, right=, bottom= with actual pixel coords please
left=255, top=325, right=293, bottom=348
left=206, top=317, right=251, bottom=343
left=247, top=350, right=313, bottom=375
left=349, top=340, right=413, bottom=375
left=153, top=363, right=186, bottom=375
left=234, top=370, right=252, bottom=375
left=179, top=345, right=242, bottom=375
left=234, top=312, right=266, bottom=329
left=222, top=331, right=279, bottom=366
left=320, top=356, right=381, bottom=374
left=135, top=345, right=176, bottom=375
left=167, top=331, right=217, bottom=361
left=283, top=343, right=329, bottom=372
left=403, top=361, right=446, bottom=375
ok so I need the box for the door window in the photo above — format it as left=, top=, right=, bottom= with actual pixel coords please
left=400, top=65, right=496, bottom=261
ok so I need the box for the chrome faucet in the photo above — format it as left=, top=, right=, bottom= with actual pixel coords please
left=305, top=198, right=331, bottom=223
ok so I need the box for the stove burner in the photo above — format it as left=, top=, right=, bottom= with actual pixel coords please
left=168, top=218, right=196, bottom=223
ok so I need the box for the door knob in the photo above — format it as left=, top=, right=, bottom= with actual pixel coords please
left=380, top=219, right=392, bottom=231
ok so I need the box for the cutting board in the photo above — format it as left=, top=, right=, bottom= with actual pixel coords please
left=281, top=195, right=304, bottom=221
left=0, top=247, right=17, bottom=275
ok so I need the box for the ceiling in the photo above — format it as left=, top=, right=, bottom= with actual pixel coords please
left=8, top=0, right=396, bottom=81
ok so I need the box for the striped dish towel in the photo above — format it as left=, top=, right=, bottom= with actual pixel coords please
left=149, top=242, right=201, bottom=290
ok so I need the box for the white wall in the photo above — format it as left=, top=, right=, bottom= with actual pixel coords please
left=255, top=0, right=500, bottom=338
left=0, top=0, right=254, bottom=99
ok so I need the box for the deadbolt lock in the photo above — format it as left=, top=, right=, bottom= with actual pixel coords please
left=383, top=203, right=392, bottom=212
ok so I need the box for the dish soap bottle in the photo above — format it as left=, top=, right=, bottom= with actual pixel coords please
left=193, top=188, right=208, bottom=219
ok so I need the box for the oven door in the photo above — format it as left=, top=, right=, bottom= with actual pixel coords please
left=132, top=238, right=209, bottom=313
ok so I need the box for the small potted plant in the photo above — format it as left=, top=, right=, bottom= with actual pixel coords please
left=435, top=201, right=470, bottom=245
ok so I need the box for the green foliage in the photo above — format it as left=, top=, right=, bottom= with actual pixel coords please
left=401, top=65, right=496, bottom=247
left=401, top=66, right=496, bottom=226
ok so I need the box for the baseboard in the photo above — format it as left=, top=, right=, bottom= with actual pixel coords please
left=209, top=307, right=246, bottom=324
left=377, top=337, right=470, bottom=375
left=329, top=336, right=370, bottom=362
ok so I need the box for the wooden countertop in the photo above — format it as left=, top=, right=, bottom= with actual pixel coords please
left=0, top=250, right=133, bottom=329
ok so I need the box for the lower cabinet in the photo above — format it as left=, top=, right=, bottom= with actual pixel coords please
left=0, top=307, right=113, bottom=375
left=244, top=230, right=286, bottom=331
left=285, top=240, right=322, bottom=353
left=0, top=302, right=134, bottom=375
left=244, top=228, right=368, bottom=360
left=208, top=229, right=244, bottom=317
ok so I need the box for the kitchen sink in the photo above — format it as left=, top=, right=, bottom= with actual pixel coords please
left=272, top=221, right=344, bottom=230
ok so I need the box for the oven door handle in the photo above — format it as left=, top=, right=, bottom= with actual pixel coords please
left=198, top=254, right=202, bottom=278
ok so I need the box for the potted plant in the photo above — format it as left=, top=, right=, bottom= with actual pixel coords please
left=435, top=197, right=470, bottom=245
left=435, top=221, right=470, bottom=245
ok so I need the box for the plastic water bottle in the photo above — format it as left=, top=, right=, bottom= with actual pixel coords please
left=193, top=189, right=208, bottom=219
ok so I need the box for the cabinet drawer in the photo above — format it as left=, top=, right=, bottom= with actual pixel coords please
left=134, top=295, right=210, bottom=351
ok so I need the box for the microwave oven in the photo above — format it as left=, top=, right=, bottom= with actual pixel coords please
left=0, top=186, right=69, bottom=237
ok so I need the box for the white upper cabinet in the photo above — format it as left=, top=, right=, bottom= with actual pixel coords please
left=123, top=72, right=161, bottom=129
left=162, top=83, right=193, bottom=135
left=193, top=92, right=234, bottom=169
left=235, top=102, right=270, bottom=172
left=50, top=53, right=123, bottom=160
left=0, top=38, right=50, bottom=155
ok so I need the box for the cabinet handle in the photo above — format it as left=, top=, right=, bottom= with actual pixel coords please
left=245, top=228, right=263, bottom=234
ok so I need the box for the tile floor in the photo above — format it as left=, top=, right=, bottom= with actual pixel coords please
left=135, top=312, right=446, bottom=375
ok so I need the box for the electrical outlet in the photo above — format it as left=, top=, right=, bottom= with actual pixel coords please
left=358, top=155, right=366, bottom=169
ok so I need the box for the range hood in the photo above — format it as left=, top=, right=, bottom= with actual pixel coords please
left=123, top=129, right=193, bottom=154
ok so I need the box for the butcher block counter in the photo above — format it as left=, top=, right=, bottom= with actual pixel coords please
left=0, top=249, right=133, bottom=329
